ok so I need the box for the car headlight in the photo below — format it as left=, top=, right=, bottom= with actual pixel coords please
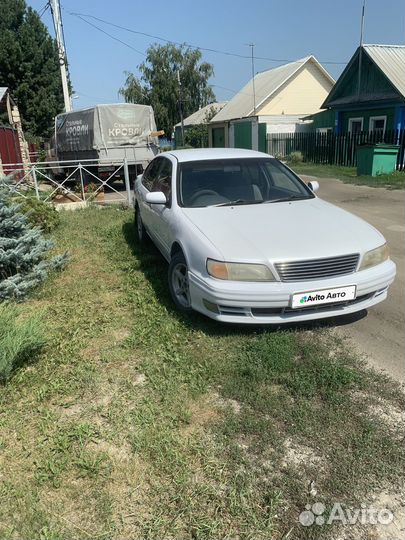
left=359, top=243, right=389, bottom=271
left=207, top=259, right=276, bottom=281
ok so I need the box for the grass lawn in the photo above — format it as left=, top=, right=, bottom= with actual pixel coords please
left=0, top=206, right=403, bottom=539
left=291, top=163, right=405, bottom=189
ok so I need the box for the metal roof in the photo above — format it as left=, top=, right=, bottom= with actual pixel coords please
left=174, top=102, right=227, bottom=128
left=211, top=56, right=335, bottom=123
left=363, top=45, right=405, bottom=98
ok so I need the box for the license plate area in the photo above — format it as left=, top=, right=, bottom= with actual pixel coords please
left=291, top=285, right=356, bottom=309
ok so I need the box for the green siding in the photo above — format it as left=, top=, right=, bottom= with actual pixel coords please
left=309, top=109, right=336, bottom=130
left=342, top=107, right=396, bottom=131
left=339, top=53, right=394, bottom=100
left=234, top=121, right=252, bottom=149
left=212, top=127, right=225, bottom=147
left=258, top=123, right=267, bottom=152
left=325, top=49, right=401, bottom=107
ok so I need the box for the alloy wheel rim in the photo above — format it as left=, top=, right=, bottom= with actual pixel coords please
left=172, top=263, right=191, bottom=308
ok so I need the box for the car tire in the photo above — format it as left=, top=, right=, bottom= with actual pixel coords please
left=135, top=205, right=149, bottom=244
left=168, top=252, right=193, bottom=312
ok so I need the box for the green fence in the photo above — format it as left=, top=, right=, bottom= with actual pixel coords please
left=267, top=129, right=405, bottom=171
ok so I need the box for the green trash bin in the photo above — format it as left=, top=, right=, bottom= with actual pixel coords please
left=356, top=143, right=399, bottom=176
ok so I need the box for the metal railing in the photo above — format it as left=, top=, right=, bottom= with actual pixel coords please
left=0, top=157, right=137, bottom=207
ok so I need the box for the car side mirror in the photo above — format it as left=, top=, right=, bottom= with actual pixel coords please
left=145, top=191, right=167, bottom=204
left=308, top=180, right=319, bottom=192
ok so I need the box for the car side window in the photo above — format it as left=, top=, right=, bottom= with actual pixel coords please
left=142, top=159, right=161, bottom=191
left=152, top=158, right=173, bottom=202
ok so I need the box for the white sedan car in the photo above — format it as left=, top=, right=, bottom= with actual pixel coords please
left=134, top=148, right=396, bottom=324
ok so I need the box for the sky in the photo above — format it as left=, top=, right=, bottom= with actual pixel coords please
left=28, top=0, right=405, bottom=111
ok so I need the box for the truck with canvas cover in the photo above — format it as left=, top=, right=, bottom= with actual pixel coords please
left=49, top=103, right=160, bottom=182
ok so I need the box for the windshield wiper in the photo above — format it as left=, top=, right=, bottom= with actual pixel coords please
left=213, top=199, right=264, bottom=207
left=266, top=195, right=310, bottom=204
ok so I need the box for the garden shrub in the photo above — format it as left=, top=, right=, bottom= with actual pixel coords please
left=16, top=196, right=60, bottom=233
left=0, top=185, right=68, bottom=301
left=287, top=151, right=304, bottom=164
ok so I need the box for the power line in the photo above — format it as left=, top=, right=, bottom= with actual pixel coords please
left=67, top=10, right=274, bottom=100
left=70, top=12, right=146, bottom=57
left=38, top=1, right=50, bottom=19
left=68, top=11, right=348, bottom=65
left=69, top=11, right=252, bottom=60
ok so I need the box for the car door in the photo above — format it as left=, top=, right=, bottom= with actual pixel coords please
left=138, top=157, right=163, bottom=235
left=148, top=157, right=175, bottom=257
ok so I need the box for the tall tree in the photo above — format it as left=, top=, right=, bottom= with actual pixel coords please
left=119, top=43, right=216, bottom=139
left=0, top=0, right=65, bottom=138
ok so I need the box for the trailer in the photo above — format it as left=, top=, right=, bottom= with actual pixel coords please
left=48, top=103, right=161, bottom=182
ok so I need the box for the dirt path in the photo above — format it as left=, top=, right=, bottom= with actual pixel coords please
left=303, top=176, right=405, bottom=383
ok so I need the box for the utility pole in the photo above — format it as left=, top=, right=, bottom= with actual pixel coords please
left=177, top=70, right=185, bottom=147
left=248, top=43, right=256, bottom=115
left=50, top=0, right=71, bottom=112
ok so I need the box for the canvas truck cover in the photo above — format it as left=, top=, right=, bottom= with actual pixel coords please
left=55, top=103, right=158, bottom=153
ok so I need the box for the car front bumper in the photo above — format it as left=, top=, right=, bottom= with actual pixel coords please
left=188, top=259, right=396, bottom=324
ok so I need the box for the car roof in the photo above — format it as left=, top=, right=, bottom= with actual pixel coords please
left=164, top=148, right=273, bottom=163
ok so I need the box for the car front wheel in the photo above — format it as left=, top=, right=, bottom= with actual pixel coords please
left=168, top=252, right=192, bottom=312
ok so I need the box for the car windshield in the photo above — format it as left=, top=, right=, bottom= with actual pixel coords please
left=178, top=158, right=314, bottom=208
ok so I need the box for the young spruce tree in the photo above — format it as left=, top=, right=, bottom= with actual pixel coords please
left=0, top=186, right=67, bottom=300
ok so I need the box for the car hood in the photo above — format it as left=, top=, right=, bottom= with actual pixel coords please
left=181, top=198, right=385, bottom=262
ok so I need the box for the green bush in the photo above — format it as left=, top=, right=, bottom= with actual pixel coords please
left=16, top=197, right=60, bottom=233
left=0, top=189, right=68, bottom=301
left=0, top=303, right=45, bottom=382
left=287, top=151, right=304, bottom=164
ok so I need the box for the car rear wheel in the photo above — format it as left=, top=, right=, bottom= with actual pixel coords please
left=168, top=252, right=192, bottom=312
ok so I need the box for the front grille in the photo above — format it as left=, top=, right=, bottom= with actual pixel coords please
left=250, top=292, right=374, bottom=317
left=275, top=253, right=359, bottom=282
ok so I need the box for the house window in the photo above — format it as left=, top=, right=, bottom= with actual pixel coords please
left=369, top=116, right=387, bottom=133
left=348, top=118, right=364, bottom=133
left=316, top=127, right=333, bottom=134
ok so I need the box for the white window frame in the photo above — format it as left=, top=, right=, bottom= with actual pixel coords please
left=369, top=115, right=387, bottom=134
left=348, top=117, right=364, bottom=133
left=316, top=127, right=333, bottom=134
